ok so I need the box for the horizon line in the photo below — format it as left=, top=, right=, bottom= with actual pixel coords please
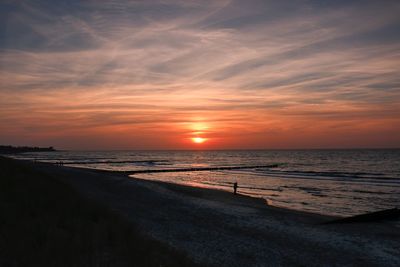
left=53, top=147, right=400, bottom=152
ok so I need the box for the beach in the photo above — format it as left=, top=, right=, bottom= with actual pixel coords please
left=4, top=157, right=398, bottom=267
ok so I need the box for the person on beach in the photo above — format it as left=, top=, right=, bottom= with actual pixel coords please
left=233, top=182, right=238, bottom=195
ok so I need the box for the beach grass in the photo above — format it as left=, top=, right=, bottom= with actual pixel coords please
left=0, top=156, right=198, bottom=267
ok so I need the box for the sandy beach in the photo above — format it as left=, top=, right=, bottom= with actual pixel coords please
left=3, top=158, right=397, bottom=266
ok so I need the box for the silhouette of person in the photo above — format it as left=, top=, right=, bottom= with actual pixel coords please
left=233, top=182, right=238, bottom=195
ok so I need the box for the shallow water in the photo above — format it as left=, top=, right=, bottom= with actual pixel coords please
left=11, top=149, right=400, bottom=217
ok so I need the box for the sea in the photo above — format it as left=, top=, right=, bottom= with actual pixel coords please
left=10, top=149, right=400, bottom=218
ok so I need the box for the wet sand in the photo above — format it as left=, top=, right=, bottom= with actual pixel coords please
left=22, top=160, right=400, bottom=266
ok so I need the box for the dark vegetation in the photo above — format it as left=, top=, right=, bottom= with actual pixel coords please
left=0, top=145, right=56, bottom=154
left=0, top=157, right=198, bottom=267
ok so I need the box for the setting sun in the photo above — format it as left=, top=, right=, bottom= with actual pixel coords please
left=192, top=137, right=206, bottom=144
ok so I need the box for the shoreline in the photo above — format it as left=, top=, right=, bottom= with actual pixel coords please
left=12, top=150, right=399, bottom=219
left=4, top=157, right=400, bottom=266
left=40, top=163, right=338, bottom=219
left=56, top=163, right=400, bottom=220
left=51, top=162, right=400, bottom=225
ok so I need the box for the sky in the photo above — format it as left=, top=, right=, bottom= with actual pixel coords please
left=0, top=0, right=399, bottom=150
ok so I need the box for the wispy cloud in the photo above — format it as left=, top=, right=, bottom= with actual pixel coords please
left=1, top=0, right=399, bottom=149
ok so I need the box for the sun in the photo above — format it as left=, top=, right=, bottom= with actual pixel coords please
left=192, top=137, right=206, bottom=144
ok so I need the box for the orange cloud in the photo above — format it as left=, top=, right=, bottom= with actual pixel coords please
left=1, top=1, right=400, bottom=149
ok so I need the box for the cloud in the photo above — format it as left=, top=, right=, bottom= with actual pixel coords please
left=0, top=0, right=399, bottom=148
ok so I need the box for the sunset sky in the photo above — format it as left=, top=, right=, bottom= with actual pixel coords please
left=1, top=0, right=399, bottom=150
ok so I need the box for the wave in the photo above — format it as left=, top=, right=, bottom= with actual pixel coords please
left=63, top=159, right=171, bottom=165
left=225, top=168, right=400, bottom=186
left=255, top=168, right=389, bottom=178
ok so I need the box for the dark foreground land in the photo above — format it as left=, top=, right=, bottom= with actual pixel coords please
left=0, top=157, right=197, bottom=267
left=1, top=157, right=399, bottom=266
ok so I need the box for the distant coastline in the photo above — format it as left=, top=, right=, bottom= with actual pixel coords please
left=0, top=145, right=56, bottom=154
